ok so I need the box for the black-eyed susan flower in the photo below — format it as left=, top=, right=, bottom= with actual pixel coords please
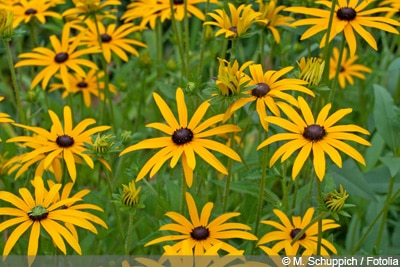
left=8, top=0, right=62, bottom=28
left=215, top=58, right=253, bottom=96
left=329, top=47, right=372, bottom=88
left=120, top=88, right=241, bottom=187
left=324, top=184, right=349, bottom=212
left=257, top=97, right=371, bottom=180
left=0, top=96, right=14, bottom=141
left=14, top=25, right=100, bottom=90
left=286, top=0, right=400, bottom=56
left=46, top=180, right=108, bottom=240
left=145, top=192, right=257, bottom=254
left=256, top=0, right=294, bottom=43
left=258, top=208, right=340, bottom=255
left=122, top=0, right=217, bottom=29
left=380, top=0, right=400, bottom=19
left=49, top=69, right=116, bottom=107
left=0, top=8, right=13, bottom=39
left=224, top=64, right=314, bottom=131
left=79, top=20, right=146, bottom=63
left=0, top=176, right=105, bottom=261
left=62, top=0, right=121, bottom=19
left=204, top=3, right=265, bottom=39
left=297, top=57, right=325, bottom=86
left=7, top=106, right=110, bottom=182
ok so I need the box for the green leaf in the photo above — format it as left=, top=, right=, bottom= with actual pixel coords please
left=373, top=85, right=400, bottom=150
left=364, top=132, right=385, bottom=171
left=388, top=57, right=400, bottom=71
left=379, top=156, right=400, bottom=177
left=330, top=159, right=376, bottom=201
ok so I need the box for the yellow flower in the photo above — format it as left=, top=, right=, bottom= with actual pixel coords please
left=0, top=96, right=14, bottom=141
left=0, top=8, right=13, bottom=39
left=215, top=58, right=253, bottom=96
left=78, top=20, right=146, bottom=63
left=120, top=87, right=241, bottom=187
left=258, top=208, right=340, bottom=255
left=0, top=176, right=105, bottom=262
left=297, top=57, right=325, bottom=86
left=224, top=64, right=314, bottom=131
left=257, top=97, right=371, bottom=180
left=62, top=0, right=121, bottom=19
left=122, top=0, right=217, bottom=29
left=256, top=0, right=294, bottom=43
left=121, top=180, right=141, bottom=208
left=379, top=0, right=400, bottom=19
left=14, top=25, right=100, bottom=90
left=325, top=184, right=349, bottom=212
left=204, top=3, right=265, bottom=38
left=8, top=0, right=62, bottom=28
left=329, top=47, right=372, bottom=88
left=286, top=0, right=400, bottom=56
left=49, top=69, right=116, bottom=107
left=145, top=192, right=257, bottom=254
left=7, top=106, right=110, bottom=182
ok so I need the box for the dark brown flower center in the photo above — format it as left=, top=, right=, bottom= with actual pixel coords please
left=56, top=135, right=75, bottom=147
left=340, top=66, right=345, bottom=72
left=77, top=81, right=88, bottom=88
left=25, top=8, right=37, bottom=15
left=303, top=124, right=326, bottom=141
left=174, top=0, right=184, bottom=4
left=190, top=226, right=210, bottom=241
left=251, top=83, right=270, bottom=97
left=172, top=127, right=193, bottom=145
left=28, top=205, right=49, bottom=221
left=336, top=7, right=357, bottom=21
left=229, top=26, right=237, bottom=33
left=290, top=228, right=306, bottom=240
left=54, top=52, right=69, bottom=63
left=101, top=33, right=112, bottom=43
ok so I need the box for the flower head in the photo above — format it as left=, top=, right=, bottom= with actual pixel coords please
left=78, top=20, right=146, bottom=63
left=0, top=176, right=105, bottom=262
left=7, top=106, right=110, bottom=182
left=122, top=0, right=217, bottom=29
left=14, top=25, right=100, bottom=90
left=0, top=96, right=14, bottom=141
left=145, top=192, right=257, bottom=254
left=329, top=47, right=372, bottom=88
left=286, top=0, right=400, bottom=56
left=8, top=0, right=62, bottom=28
left=204, top=3, right=264, bottom=38
left=0, top=8, right=13, bottom=39
left=49, top=69, right=116, bottom=107
left=257, top=97, right=371, bottom=180
left=297, top=57, right=325, bottom=86
left=120, top=87, right=242, bottom=187
left=62, top=0, right=121, bottom=19
left=258, top=208, right=340, bottom=255
left=224, top=64, right=314, bottom=131
left=324, top=184, right=349, bottom=212
left=256, top=0, right=294, bottom=43
left=215, top=58, right=253, bottom=96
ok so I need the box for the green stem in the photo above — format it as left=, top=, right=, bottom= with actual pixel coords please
left=321, top=0, right=338, bottom=85
left=328, top=35, right=346, bottom=103
left=316, top=177, right=323, bottom=255
left=124, top=212, right=134, bottom=255
left=351, top=188, right=400, bottom=254
left=197, top=0, right=211, bottom=79
left=222, top=155, right=233, bottom=212
left=92, top=14, right=116, bottom=130
left=105, top=170, right=124, bottom=238
left=155, top=21, right=163, bottom=79
left=253, top=145, right=268, bottom=237
left=169, top=0, right=187, bottom=80
left=375, top=175, right=395, bottom=249
left=180, top=168, right=187, bottom=214
left=3, top=40, right=26, bottom=124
